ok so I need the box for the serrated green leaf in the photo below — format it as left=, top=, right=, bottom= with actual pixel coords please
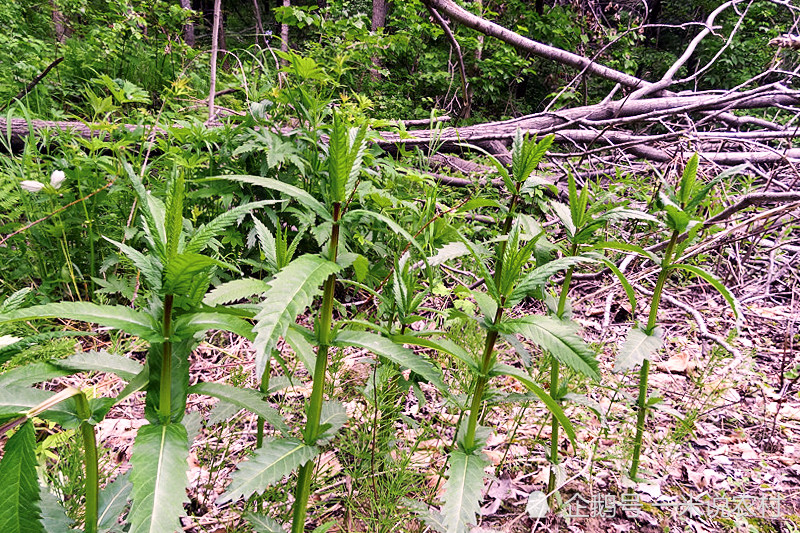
left=97, top=472, right=131, bottom=532
left=244, top=512, right=285, bottom=533
left=427, top=242, right=471, bottom=267
left=685, top=164, right=746, bottom=214
left=38, top=483, right=72, bottom=532
left=162, top=253, right=221, bottom=301
left=327, top=114, right=368, bottom=203
left=454, top=231, right=499, bottom=302
left=390, top=335, right=477, bottom=373
left=185, top=200, right=280, bottom=254
left=128, top=423, right=189, bottom=533
left=333, top=331, right=445, bottom=390
left=670, top=263, right=742, bottom=324
left=551, top=201, right=576, bottom=238
left=512, top=132, right=554, bottom=184
left=615, top=326, right=663, bottom=373
left=203, top=278, right=271, bottom=306
left=164, top=172, right=185, bottom=262
left=0, top=388, right=78, bottom=425
left=594, top=256, right=637, bottom=314
left=440, top=449, right=487, bottom=533
left=218, top=438, right=318, bottom=504
left=472, top=291, right=498, bottom=322
left=188, top=382, right=288, bottom=435
left=679, top=154, right=699, bottom=207
left=252, top=255, right=341, bottom=377
left=591, top=241, right=660, bottom=264
left=122, top=161, right=166, bottom=260
left=0, top=420, right=43, bottom=533
left=0, top=303, right=160, bottom=343
left=103, top=236, right=163, bottom=291
left=315, top=401, right=348, bottom=444
left=664, top=205, right=689, bottom=232
left=54, top=350, right=143, bottom=381
left=563, top=393, right=607, bottom=426
left=0, top=332, right=93, bottom=366
left=497, top=316, right=599, bottom=380
left=172, top=312, right=255, bottom=341
left=344, top=209, right=424, bottom=254
left=489, top=363, right=577, bottom=450
left=352, top=254, right=369, bottom=283
left=0, top=362, right=69, bottom=388
left=1, top=288, right=32, bottom=313
left=285, top=325, right=317, bottom=378
left=219, top=175, right=331, bottom=221
left=509, top=256, right=596, bottom=307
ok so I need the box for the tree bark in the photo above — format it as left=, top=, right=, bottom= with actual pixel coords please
left=5, top=88, right=800, bottom=166
left=371, top=0, right=388, bottom=32
left=51, top=1, right=68, bottom=43
left=180, top=0, right=195, bottom=47
left=369, top=0, right=389, bottom=80
left=281, top=0, right=290, bottom=58
left=208, top=0, right=222, bottom=120
left=252, top=0, right=266, bottom=46
left=421, top=0, right=650, bottom=91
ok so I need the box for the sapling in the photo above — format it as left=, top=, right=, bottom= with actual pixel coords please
left=616, top=154, right=743, bottom=481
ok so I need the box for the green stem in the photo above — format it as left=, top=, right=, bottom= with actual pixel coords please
left=159, top=294, right=174, bottom=420
left=75, top=177, right=96, bottom=295
left=292, top=203, right=341, bottom=533
left=75, top=392, right=98, bottom=533
left=464, top=306, right=503, bottom=451
left=629, top=230, right=679, bottom=480
left=493, top=190, right=521, bottom=288
left=547, top=244, right=577, bottom=501
left=256, top=355, right=273, bottom=449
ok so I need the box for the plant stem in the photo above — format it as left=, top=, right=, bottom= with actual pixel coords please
left=629, top=229, right=679, bottom=480
left=292, top=203, right=341, bottom=533
left=464, top=306, right=503, bottom=450
left=256, top=355, right=273, bottom=449
left=547, top=243, right=577, bottom=501
left=159, top=294, right=174, bottom=420
left=75, top=392, right=98, bottom=533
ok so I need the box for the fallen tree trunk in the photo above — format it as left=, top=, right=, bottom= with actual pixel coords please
left=3, top=87, right=800, bottom=168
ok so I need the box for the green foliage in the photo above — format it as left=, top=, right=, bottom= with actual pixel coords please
left=0, top=421, right=43, bottom=533
left=128, top=423, right=189, bottom=533
left=251, top=254, right=341, bottom=376
left=219, top=438, right=319, bottom=505
left=439, top=450, right=487, bottom=533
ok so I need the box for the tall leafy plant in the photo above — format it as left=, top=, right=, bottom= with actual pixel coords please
left=0, top=162, right=282, bottom=532
left=544, top=173, right=658, bottom=502
left=424, top=133, right=599, bottom=531
left=212, top=112, right=445, bottom=533
left=616, top=155, right=742, bottom=480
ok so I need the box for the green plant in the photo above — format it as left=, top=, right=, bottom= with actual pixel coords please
left=0, top=162, right=282, bottom=532
left=419, top=132, right=599, bottom=531
left=543, top=171, right=657, bottom=502
left=616, top=154, right=742, bottom=481
left=209, top=111, right=444, bottom=532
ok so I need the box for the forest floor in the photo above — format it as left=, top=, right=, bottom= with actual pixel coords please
left=62, top=260, right=800, bottom=533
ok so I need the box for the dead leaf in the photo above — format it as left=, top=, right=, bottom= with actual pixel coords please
left=733, top=442, right=759, bottom=460
left=657, top=351, right=695, bottom=373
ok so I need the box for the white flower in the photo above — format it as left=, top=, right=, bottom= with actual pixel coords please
left=50, top=170, right=66, bottom=189
left=20, top=180, right=45, bottom=193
